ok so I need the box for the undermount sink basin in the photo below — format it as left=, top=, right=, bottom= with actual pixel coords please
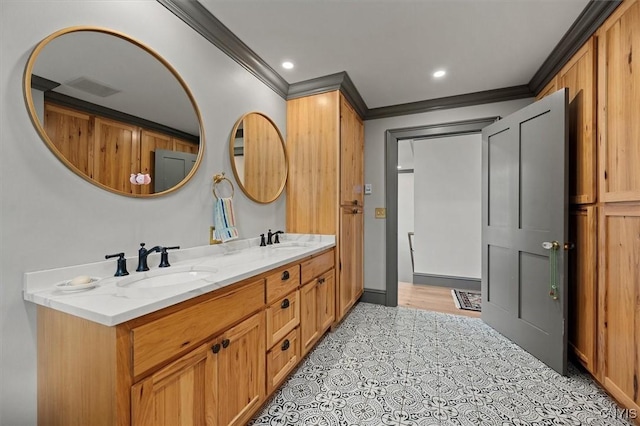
left=116, top=265, right=218, bottom=297
left=267, top=241, right=313, bottom=250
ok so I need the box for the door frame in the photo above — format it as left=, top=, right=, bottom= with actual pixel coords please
left=384, top=117, right=499, bottom=307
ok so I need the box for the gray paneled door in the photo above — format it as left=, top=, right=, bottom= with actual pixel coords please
left=481, top=89, right=569, bottom=375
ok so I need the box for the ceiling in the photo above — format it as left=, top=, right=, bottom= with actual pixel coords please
left=197, top=0, right=591, bottom=110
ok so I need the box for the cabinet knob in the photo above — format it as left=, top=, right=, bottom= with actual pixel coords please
left=318, top=277, right=325, bottom=284
left=281, top=270, right=290, bottom=281
left=352, top=200, right=359, bottom=206
left=281, top=298, right=290, bottom=309
left=281, top=339, right=290, bottom=351
left=211, top=343, right=221, bottom=354
left=222, top=339, right=230, bottom=348
left=352, top=208, right=359, bottom=214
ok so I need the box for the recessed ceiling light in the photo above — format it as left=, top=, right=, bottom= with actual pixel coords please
left=282, top=61, right=294, bottom=70
left=433, top=70, right=446, bottom=78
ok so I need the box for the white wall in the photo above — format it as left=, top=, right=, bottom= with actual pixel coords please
left=0, top=2, right=286, bottom=424
left=363, top=98, right=534, bottom=292
left=397, top=173, right=414, bottom=283
left=413, top=134, right=481, bottom=278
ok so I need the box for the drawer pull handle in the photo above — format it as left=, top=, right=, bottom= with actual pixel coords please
left=222, top=339, right=230, bottom=349
left=318, top=278, right=325, bottom=284
left=281, top=270, right=290, bottom=280
left=353, top=200, right=359, bottom=206
left=281, top=339, right=290, bottom=351
left=281, top=298, right=290, bottom=309
left=211, top=343, right=221, bottom=354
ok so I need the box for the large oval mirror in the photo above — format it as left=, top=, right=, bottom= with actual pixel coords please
left=23, top=27, right=204, bottom=197
left=229, top=112, right=287, bottom=204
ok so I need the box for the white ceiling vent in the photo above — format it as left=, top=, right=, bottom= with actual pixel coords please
left=64, top=77, right=121, bottom=98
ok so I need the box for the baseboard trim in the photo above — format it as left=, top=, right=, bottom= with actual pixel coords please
left=412, top=273, right=480, bottom=291
left=360, top=289, right=387, bottom=305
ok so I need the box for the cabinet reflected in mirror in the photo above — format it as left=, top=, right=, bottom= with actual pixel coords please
left=229, top=112, right=287, bottom=204
left=23, top=27, right=204, bottom=197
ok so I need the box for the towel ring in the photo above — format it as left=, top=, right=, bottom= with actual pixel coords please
left=212, top=173, right=235, bottom=199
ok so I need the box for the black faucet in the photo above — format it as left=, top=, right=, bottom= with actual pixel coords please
left=105, top=252, right=129, bottom=276
left=136, top=243, right=162, bottom=272
left=159, top=246, right=180, bottom=268
left=273, top=231, right=284, bottom=244
left=267, top=229, right=274, bottom=245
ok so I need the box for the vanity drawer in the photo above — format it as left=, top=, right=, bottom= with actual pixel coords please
left=266, top=290, right=300, bottom=348
left=301, top=250, right=334, bottom=284
left=266, top=264, right=300, bottom=304
left=266, top=327, right=300, bottom=394
left=131, top=279, right=265, bottom=378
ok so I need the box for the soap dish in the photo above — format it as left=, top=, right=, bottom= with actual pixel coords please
left=55, top=278, right=100, bottom=292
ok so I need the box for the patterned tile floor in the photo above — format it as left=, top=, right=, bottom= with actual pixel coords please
left=250, top=303, right=633, bottom=426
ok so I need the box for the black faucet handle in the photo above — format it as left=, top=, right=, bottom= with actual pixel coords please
left=260, top=234, right=266, bottom=246
left=105, top=252, right=129, bottom=277
left=159, top=246, right=180, bottom=268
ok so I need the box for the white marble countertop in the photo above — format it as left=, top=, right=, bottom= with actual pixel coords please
left=23, top=234, right=335, bottom=326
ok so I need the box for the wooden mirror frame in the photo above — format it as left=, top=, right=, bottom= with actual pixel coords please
left=229, top=112, right=288, bottom=204
left=23, top=26, right=205, bottom=198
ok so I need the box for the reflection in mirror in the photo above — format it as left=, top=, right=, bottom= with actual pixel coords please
left=23, top=27, right=204, bottom=197
left=229, top=112, right=287, bottom=204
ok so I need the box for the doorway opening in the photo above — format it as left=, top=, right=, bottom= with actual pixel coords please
left=385, top=117, right=499, bottom=314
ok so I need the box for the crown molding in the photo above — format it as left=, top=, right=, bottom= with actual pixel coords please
left=529, top=0, right=622, bottom=95
left=365, top=86, right=533, bottom=120
left=31, top=75, right=60, bottom=92
left=159, top=0, right=618, bottom=120
left=157, top=0, right=289, bottom=98
left=287, top=72, right=368, bottom=118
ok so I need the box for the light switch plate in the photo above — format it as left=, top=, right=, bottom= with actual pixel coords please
left=364, top=183, right=372, bottom=195
left=375, top=208, right=386, bottom=219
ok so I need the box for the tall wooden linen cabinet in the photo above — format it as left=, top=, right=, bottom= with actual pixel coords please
left=538, top=0, right=640, bottom=419
left=286, top=90, right=364, bottom=322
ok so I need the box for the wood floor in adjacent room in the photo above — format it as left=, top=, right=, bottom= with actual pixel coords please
left=398, top=281, right=481, bottom=318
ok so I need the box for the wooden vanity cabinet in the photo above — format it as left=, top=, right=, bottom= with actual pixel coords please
left=131, top=311, right=264, bottom=426
left=37, top=249, right=336, bottom=426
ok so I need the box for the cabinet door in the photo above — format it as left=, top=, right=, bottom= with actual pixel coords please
left=558, top=38, right=596, bottom=204
left=300, top=280, right=318, bottom=357
left=93, top=117, right=140, bottom=194
left=568, top=206, right=597, bottom=373
left=339, top=207, right=364, bottom=320
left=597, top=0, right=640, bottom=202
left=131, top=340, right=216, bottom=426
left=340, top=94, right=364, bottom=207
left=216, top=312, right=265, bottom=426
left=317, top=269, right=335, bottom=333
left=598, top=204, right=640, bottom=413
left=43, top=103, right=93, bottom=178
left=286, top=91, right=340, bottom=234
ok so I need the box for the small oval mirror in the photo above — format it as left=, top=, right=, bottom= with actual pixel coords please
left=23, top=27, right=204, bottom=197
left=229, top=112, right=287, bottom=204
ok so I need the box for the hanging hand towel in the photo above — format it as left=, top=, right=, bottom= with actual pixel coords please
left=214, top=197, right=239, bottom=242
